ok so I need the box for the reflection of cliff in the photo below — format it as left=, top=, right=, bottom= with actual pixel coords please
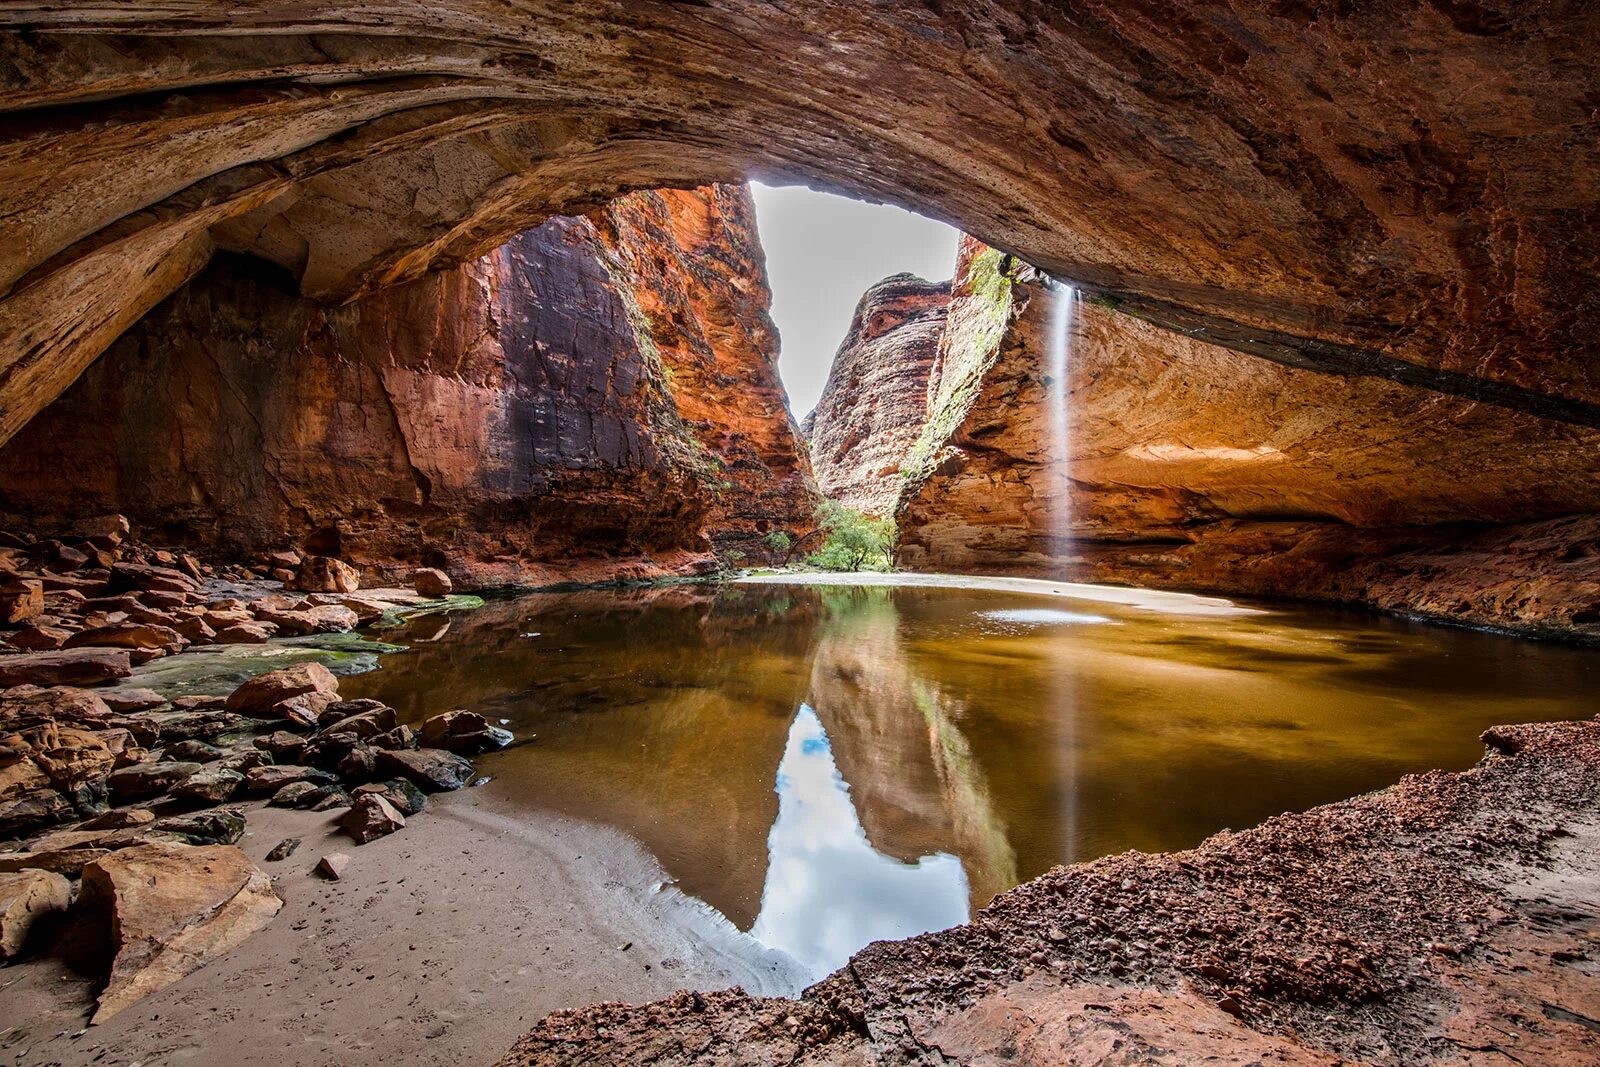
left=805, top=587, right=1018, bottom=906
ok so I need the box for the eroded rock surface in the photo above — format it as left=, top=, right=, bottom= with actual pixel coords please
left=803, top=275, right=949, bottom=517
left=0, top=185, right=811, bottom=584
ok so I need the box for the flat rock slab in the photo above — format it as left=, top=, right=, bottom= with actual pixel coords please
left=80, top=843, right=282, bottom=1023
left=0, top=648, right=131, bottom=687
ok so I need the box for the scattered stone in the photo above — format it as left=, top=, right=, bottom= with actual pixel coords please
left=254, top=731, right=306, bottom=762
left=337, top=745, right=378, bottom=782
left=370, top=725, right=416, bottom=751
left=173, top=616, right=217, bottom=643
left=317, top=698, right=389, bottom=727
left=264, top=838, right=301, bottom=861
left=377, top=748, right=475, bottom=792
left=215, top=749, right=272, bottom=773
left=308, top=786, right=351, bottom=812
left=170, top=768, right=244, bottom=804
left=254, top=603, right=359, bottom=635
left=419, top=709, right=513, bottom=754
left=0, top=868, right=71, bottom=958
left=0, top=648, right=131, bottom=687
left=315, top=852, right=350, bottom=880
left=100, top=688, right=167, bottom=713
left=243, top=764, right=335, bottom=794
left=0, top=848, right=111, bottom=877
left=79, top=843, right=282, bottom=1023
left=411, top=568, right=453, bottom=597
left=290, top=556, right=360, bottom=594
left=171, top=694, right=227, bottom=711
left=224, top=662, right=339, bottom=719
left=107, top=760, right=203, bottom=800
left=69, top=515, right=130, bottom=546
left=268, top=781, right=320, bottom=808
left=320, top=703, right=397, bottom=738
left=80, top=808, right=156, bottom=830
left=65, top=622, right=186, bottom=657
left=341, top=793, right=404, bottom=843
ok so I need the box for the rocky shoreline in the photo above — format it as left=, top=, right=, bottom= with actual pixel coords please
left=499, top=717, right=1600, bottom=1065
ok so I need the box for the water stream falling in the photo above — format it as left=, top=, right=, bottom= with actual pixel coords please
left=1045, top=282, right=1082, bottom=861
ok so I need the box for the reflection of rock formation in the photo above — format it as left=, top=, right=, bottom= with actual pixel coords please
left=805, top=586, right=1018, bottom=906
left=802, top=275, right=949, bottom=517
left=0, top=185, right=813, bottom=583
left=894, top=241, right=1600, bottom=640
left=341, top=585, right=819, bottom=929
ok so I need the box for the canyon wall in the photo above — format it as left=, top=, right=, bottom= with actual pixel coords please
left=801, top=274, right=949, bottom=517
left=0, top=186, right=814, bottom=585
left=892, top=241, right=1600, bottom=640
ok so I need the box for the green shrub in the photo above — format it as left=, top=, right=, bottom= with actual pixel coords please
left=763, top=530, right=793, bottom=554
left=805, top=501, right=895, bottom=572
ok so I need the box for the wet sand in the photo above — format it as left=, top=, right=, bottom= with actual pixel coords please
left=0, top=790, right=801, bottom=1067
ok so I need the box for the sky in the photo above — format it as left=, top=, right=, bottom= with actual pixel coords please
left=751, top=183, right=961, bottom=420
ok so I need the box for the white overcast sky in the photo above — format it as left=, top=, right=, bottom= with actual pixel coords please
left=752, top=183, right=960, bottom=419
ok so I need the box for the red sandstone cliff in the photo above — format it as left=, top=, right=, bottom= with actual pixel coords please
left=801, top=274, right=949, bottom=518
left=595, top=186, right=816, bottom=558
left=891, top=241, right=1600, bottom=639
left=0, top=186, right=813, bottom=585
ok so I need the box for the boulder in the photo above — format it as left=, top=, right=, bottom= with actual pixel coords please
left=341, top=794, right=404, bottom=844
left=1, top=575, right=46, bottom=627
left=0, top=868, right=71, bottom=958
left=308, top=786, right=351, bottom=812
left=253, top=731, right=306, bottom=762
left=170, top=768, right=243, bottom=804
left=223, top=662, right=338, bottom=718
left=65, top=623, right=186, bottom=656
left=0, top=848, right=110, bottom=877
left=109, top=562, right=199, bottom=595
left=352, top=779, right=428, bottom=816
left=376, top=748, right=474, bottom=792
left=411, top=568, right=453, bottom=597
left=7, top=623, right=69, bottom=651
left=290, top=556, right=360, bottom=594
left=268, top=781, right=320, bottom=808
left=252, top=603, right=358, bottom=635
left=172, top=616, right=216, bottom=643
left=153, top=809, right=246, bottom=846
left=336, top=745, right=378, bottom=782
left=79, top=843, right=282, bottom=1023
left=319, top=700, right=395, bottom=733
left=100, top=688, right=167, bottom=713
left=0, top=648, right=130, bottom=687
left=215, top=749, right=272, bottom=773
left=107, top=760, right=203, bottom=800
left=242, top=764, right=334, bottom=794
left=164, top=739, right=226, bottom=762
left=69, top=515, right=130, bottom=547
left=215, top=621, right=277, bottom=643
left=369, top=725, right=416, bottom=751
left=418, top=709, right=514, bottom=754
left=80, top=808, right=155, bottom=830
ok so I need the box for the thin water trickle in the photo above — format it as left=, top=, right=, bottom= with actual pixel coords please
left=1045, top=283, right=1082, bottom=861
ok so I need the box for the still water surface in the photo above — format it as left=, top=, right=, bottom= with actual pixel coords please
left=340, top=577, right=1600, bottom=979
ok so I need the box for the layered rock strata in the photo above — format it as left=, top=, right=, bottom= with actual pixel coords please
left=0, top=186, right=813, bottom=585
left=893, top=241, right=1600, bottom=639
left=499, top=717, right=1600, bottom=1064
left=4, top=4, right=1597, bottom=450
left=802, top=275, right=949, bottom=517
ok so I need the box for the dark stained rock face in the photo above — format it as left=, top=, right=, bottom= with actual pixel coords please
left=802, top=274, right=949, bottom=517
left=892, top=242, right=1600, bottom=639
left=0, top=186, right=812, bottom=584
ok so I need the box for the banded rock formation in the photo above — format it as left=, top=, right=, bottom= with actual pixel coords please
left=0, top=186, right=813, bottom=585
left=802, top=274, right=950, bottom=517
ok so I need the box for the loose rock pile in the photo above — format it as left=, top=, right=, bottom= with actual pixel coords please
left=0, top=516, right=497, bottom=1022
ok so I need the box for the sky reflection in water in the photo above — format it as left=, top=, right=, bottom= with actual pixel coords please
left=750, top=705, right=969, bottom=977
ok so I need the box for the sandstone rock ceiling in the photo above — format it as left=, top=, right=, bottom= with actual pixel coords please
left=1, top=2, right=1597, bottom=445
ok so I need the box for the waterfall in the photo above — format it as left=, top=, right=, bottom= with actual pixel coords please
left=1046, top=284, right=1078, bottom=574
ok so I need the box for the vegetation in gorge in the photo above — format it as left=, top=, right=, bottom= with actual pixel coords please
left=805, top=500, right=896, bottom=571
left=897, top=244, right=1016, bottom=492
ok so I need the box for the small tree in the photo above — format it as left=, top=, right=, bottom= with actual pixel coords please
left=805, top=501, right=895, bottom=572
left=763, top=530, right=793, bottom=555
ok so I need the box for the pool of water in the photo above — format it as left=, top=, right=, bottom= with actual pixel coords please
left=339, top=576, right=1600, bottom=980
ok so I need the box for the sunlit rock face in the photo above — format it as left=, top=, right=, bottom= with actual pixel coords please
left=0, top=186, right=812, bottom=583
left=802, top=274, right=949, bottom=517
left=598, top=186, right=817, bottom=558
left=895, top=243, right=1600, bottom=639
left=3, top=4, right=1596, bottom=447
